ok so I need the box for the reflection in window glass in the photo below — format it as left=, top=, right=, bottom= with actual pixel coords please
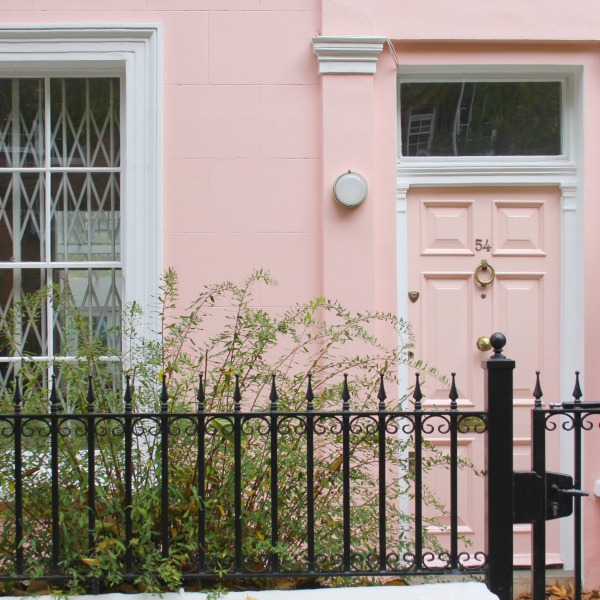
left=400, top=82, right=562, bottom=157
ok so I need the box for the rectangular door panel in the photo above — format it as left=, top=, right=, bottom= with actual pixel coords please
left=494, top=275, right=544, bottom=400
left=493, top=201, right=545, bottom=256
left=421, top=201, right=474, bottom=255
left=420, top=274, right=473, bottom=406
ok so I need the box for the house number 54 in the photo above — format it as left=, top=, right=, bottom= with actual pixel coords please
left=475, top=238, right=491, bottom=252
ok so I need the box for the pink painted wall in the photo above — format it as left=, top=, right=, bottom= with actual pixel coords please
left=1, top=0, right=600, bottom=587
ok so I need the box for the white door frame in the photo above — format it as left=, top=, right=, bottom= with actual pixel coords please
left=396, top=66, right=584, bottom=568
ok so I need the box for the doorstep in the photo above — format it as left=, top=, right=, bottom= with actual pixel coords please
left=513, top=569, right=575, bottom=597
left=22, top=583, right=500, bottom=600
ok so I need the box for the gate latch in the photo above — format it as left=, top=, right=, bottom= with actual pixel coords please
left=514, top=471, right=589, bottom=524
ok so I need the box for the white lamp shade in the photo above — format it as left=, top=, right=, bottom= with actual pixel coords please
left=333, top=171, right=368, bottom=208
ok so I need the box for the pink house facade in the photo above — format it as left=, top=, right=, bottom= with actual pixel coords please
left=0, top=0, right=599, bottom=588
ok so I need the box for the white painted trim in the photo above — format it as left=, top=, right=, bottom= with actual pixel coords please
left=396, top=65, right=584, bottom=571
left=312, top=36, right=387, bottom=74
left=0, top=25, right=162, bottom=342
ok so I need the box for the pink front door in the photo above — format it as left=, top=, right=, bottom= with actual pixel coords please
left=407, top=186, right=562, bottom=566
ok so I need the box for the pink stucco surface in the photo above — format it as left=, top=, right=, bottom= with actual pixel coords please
left=1, top=0, right=600, bottom=587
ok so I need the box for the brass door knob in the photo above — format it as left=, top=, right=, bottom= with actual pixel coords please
left=476, top=336, right=492, bottom=351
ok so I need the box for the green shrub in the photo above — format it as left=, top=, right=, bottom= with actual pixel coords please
left=0, top=269, right=451, bottom=594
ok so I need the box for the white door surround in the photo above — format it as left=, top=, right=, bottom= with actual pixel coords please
left=396, top=66, right=584, bottom=569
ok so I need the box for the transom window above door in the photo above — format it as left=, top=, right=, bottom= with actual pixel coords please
left=399, top=81, right=562, bottom=157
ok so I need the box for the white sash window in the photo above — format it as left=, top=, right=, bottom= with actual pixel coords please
left=0, top=26, right=161, bottom=388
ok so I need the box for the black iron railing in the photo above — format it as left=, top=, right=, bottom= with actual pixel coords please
left=0, top=370, right=489, bottom=592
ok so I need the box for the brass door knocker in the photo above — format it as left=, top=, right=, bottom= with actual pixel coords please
left=475, top=260, right=495, bottom=287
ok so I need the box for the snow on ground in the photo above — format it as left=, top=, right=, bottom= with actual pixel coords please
left=29, top=582, right=499, bottom=600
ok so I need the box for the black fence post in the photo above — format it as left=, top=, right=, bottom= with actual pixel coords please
left=484, top=332, right=515, bottom=600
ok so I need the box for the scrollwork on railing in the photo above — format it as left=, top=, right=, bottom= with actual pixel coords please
left=313, top=415, right=343, bottom=436
left=421, top=414, right=451, bottom=435
left=21, top=417, right=51, bottom=439
left=349, top=414, right=378, bottom=436
left=205, top=415, right=234, bottom=438
left=422, top=550, right=451, bottom=570
left=132, top=416, right=160, bottom=437
left=457, top=414, right=488, bottom=434
left=458, top=550, right=487, bottom=569
left=168, top=415, right=198, bottom=437
left=95, top=416, right=125, bottom=437
left=277, top=414, right=307, bottom=437
left=241, top=415, right=270, bottom=437
left=0, top=417, right=15, bottom=439
left=398, top=415, right=416, bottom=435
left=580, top=412, right=599, bottom=431
left=58, top=416, right=87, bottom=438
left=544, top=410, right=600, bottom=433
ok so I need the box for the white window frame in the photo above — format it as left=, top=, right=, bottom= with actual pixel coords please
left=0, top=25, right=162, bottom=345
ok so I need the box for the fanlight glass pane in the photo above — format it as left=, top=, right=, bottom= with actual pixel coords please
left=50, top=78, right=120, bottom=168
left=52, top=268, right=122, bottom=356
left=400, top=81, right=562, bottom=157
left=0, top=173, right=45, bottom=262
left=51, top=173, right=121, bottom=262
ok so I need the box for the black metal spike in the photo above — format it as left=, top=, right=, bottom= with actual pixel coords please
left=413, top=373, right=423, bottom=409
left=378, top=373, right=387, bottom=411
left=161, top=375, right=169, bottom=412
left=233, top=374, right=241, bottom=412
left=197, top=374, right=205, bottom=412
left=124, top=375, right=132, bottom=412
left=270, top=373, right=279, bottom=411
left=305, top=373, right=314, bottom=411
left=342, top=373, right=350, bottom=411
left=13, top=376, right=21, bottom=413
left=449, top=372, right=458, bottom=409
left=50, top=375, right=59, bottom=414
left=86, top=376, right=95, bottom=413
left=533, top=371, right=543, bottom=408
left=572, top=371, right=582, bottom=404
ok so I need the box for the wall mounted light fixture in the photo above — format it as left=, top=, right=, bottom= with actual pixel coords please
left=333, top=170, right=368, bottom=208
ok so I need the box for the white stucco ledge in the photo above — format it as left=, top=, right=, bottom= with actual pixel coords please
left=312, top=36, right=387, bottom=74
left=15, top=583, right=499, bottom=600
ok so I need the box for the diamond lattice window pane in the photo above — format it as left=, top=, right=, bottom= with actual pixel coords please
left=52, top=268, right=122, bottom=356
left=51, top=172, right=121, bottom=262
left=50, top=78, right=120, bottom=168
left=0, top=173, right=45, bottom=262
left=0, top=268, right=47, bottom=359
left=0, top=79, right=44, bottom=169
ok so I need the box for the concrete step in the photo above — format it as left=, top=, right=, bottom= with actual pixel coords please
left=513, top=569, right=575, bottom=598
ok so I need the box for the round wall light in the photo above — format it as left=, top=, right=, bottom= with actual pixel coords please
left=332, top=170, right=368, bottom=208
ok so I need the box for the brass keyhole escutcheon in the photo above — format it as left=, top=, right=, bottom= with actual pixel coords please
left=476, top=336, right=492, bottom=352
left=475, top=259, right=496, bottom=287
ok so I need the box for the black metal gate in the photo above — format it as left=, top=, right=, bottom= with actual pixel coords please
left=486, top=333, right=600, bottom=600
